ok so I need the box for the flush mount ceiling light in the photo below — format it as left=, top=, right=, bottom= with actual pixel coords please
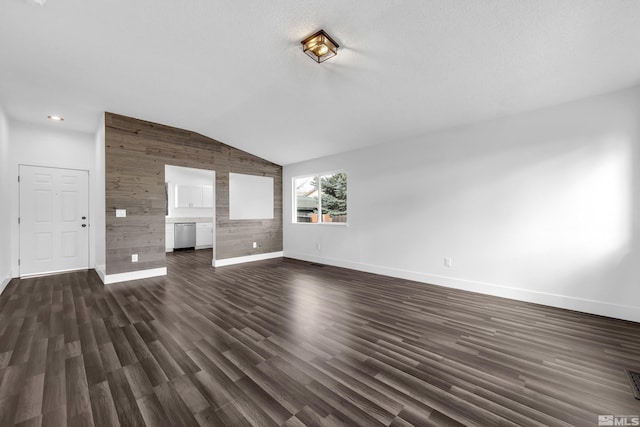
left=24, top=0, right=46, bottom=5
left=48, top=115, right=64, bottom=121
left=301, top=29, right=339, bottom=63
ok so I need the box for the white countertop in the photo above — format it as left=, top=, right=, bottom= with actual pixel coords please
left=165, top=217, right=214, bottom=224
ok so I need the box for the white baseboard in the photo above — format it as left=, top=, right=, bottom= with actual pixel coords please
left=102, top=267, right=167, bottom=284
left=284, top=252, right=640, bottom=324
left=0, top=274, right=12, bottom=295
left=214, top=251, right=283, bottom=267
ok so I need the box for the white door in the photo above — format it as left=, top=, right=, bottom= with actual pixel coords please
left=19, top=165, right=89, bottom=276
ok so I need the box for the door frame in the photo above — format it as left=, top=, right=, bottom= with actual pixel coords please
left=164, top=163, right=216, bottom=268
left=18, top=164, right=91, bottom=277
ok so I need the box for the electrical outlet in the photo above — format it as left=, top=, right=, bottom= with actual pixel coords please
left=252, top=242, right=257, bottom=249
left=132, top=254, right=138, bottom=262
left=116, top=209, right=126, bottom=218
left=444, top=257, right=452, bottom=268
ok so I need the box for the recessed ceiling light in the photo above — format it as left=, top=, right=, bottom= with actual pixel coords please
left=301, top=29, right=339, bottom=63
left=24, top=0, right=46, bottom=5
left=48, top=115, right=64, bottom=121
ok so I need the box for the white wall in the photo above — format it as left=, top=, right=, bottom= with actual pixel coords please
left=284, top=86, right=640, bottom=323
left=10, top=120, right=96, bottom=276
left=165, top=165, right=214, bottom=218
left=0, top=107, right=11, bottom=293
left=229, top=173, right=274, bottom=220
left=94, top=114, right=106, bottom=280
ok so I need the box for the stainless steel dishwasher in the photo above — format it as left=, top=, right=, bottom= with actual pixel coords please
left=174, top=222, right=196, bottom=250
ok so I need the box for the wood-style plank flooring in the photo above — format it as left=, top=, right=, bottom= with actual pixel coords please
left=1, top=249, right=639, bottom=426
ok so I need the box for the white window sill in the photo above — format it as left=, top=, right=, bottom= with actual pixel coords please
left=292, top=222, right=348, bottom=226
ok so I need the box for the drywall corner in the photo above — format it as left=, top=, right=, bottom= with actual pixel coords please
left=93, top=113, right=106, bottom=272
left=0, top=275, right=11, bottom=295
left=0, top=106, right=12, bottom=286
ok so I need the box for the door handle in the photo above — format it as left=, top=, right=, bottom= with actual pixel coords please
left=81, top=224, right=87, bottom=227
left=82, top=216, right=86, bottom=220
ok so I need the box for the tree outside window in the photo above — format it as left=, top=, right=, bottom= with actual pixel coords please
left=294, top=172, right=347, bottom=223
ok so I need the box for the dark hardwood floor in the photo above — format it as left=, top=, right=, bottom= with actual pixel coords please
left=0, top=249, right=639, bottom=426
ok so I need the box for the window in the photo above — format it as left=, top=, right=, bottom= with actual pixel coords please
left=294, top=172, right=347, bottom=224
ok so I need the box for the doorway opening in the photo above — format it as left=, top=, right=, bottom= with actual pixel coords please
left=164, top=165, right=215, bottom=268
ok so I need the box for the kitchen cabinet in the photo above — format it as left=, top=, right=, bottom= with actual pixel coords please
left=202, top=185, right=214, bottom=208
left=196, top=222, right=213, bottom=248
left=165, top=224, right=174, bottom=252
left=176, top=185, right=191, bottom=208
left=176, top=185, right=203, bottom=208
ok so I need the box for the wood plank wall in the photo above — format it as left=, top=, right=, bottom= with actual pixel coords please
left=105, top=112, right=283, bottom=275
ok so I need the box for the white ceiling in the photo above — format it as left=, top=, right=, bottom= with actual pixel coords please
left=1, top=1, right=640, bottom=165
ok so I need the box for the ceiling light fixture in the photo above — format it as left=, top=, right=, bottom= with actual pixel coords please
left=48, top=115, right=64, bottom=121
left=301, top=29, right=339, bottom=63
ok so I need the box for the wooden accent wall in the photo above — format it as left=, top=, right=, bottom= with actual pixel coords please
left=105, top=113, right=282, bottom=275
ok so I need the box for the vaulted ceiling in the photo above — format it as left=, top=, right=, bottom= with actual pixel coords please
left=2, top=1, right=640, bottom=165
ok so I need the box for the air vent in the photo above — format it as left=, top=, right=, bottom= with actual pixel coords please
left=627, top=370, right=640, bottom=400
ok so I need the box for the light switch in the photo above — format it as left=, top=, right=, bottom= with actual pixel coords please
left=116, top=209, right=126, bottom=218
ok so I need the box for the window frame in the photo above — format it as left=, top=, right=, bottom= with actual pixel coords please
left=292, top=171, right=348, bottom=226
